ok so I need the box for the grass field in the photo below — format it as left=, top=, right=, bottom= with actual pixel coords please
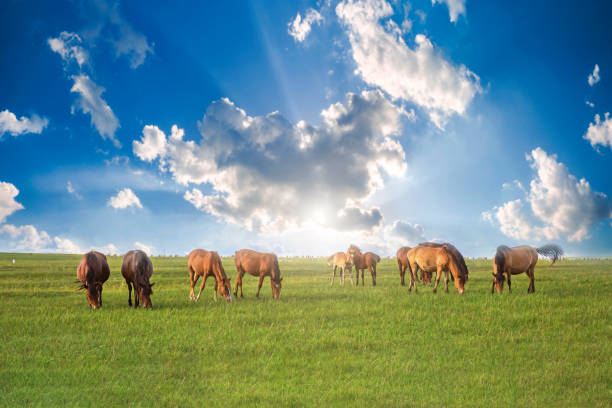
left=0, top=253, right=610, bottom=407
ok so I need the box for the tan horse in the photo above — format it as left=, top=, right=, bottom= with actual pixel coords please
left=327, top=252, right=353, bottom=286
left=76, top=251, right=110, bottom=309
left=234, top=249, right=282, bottom=299
left=492, top=244, right=563, bottom=294
left=188, top=249, right=232, bottom=302
left=407, top=242, right=469, bottom=294
left=121, top=250, right=154, bottom=308
left=347, top=245, right=380, bottom=286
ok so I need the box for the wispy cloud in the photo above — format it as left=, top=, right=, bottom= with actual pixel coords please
left=0, top=110, right=48, bottom=139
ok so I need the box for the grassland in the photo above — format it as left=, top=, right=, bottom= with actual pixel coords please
left=0, top=253, right=610, bottom=407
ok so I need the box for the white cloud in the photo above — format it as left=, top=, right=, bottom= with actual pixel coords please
left=92, top=243, right=119, bottom=255
left=135, top=90, right=408, bottom=233
left=584, top=112, right=612, bottom=150
left=586, top=100, right=595, bottom=108
left=484, top=148, right=611, bottom=242
left=0, top=110, right=48, bottom=138
left=0, top=224, right=82, bottom=253
left=108, top=188, right=142, bottom=209
left=134, top=241, right=153, bottom=256
left=588, top=64, right=600, bottom=86
left=70, top=74, right=121, bottom=147
left=288, top=8, right=324, bottom=42
left=336, top=0, right=481, bottom=128
left=47, top=31, right=89, bottom=67
left=432, top=0, right=466, bottom=22
left=0, top=182, right=24, bottom=223
left=387, top=219, right=425, bottom=243
left=66, top=181, right=83, bottom=200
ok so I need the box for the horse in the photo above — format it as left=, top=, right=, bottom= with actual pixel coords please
left=492, top=244, right=563, bottom=294
left=234, top=249, right=282, bottom=299
left=76, top=251, right=110, bottom=309
left=347, top=245, right=380, bottom=286
left=121, top=250, right=154, bottom=308
left=406, top=242, right=469, bottom=294
left=327, top=252, right=353, bottom=286
left=188, top=249, right=232, bottom=302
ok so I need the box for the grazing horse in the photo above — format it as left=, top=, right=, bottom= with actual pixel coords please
left=347, top=245, right=380, bottom=286
left=234, top=249, right=282, bottom=299
left=407, top=242, right=469, bottom=294
left=327, top=252, right=353, bottom=286
left=188, top=249, right=232, bottom=302
left=398, top=246, right=432, bottom=286
left=492, top=244, right=563, bottom=294
left=121, top=250, right=154, bottom=308
left=76, top=251, right=110, bottom=309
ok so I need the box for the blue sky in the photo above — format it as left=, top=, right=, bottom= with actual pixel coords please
left=1, top=0, right=611, bottom=257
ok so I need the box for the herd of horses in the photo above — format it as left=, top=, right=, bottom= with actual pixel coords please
left=76, top=243, right=563, bottom=309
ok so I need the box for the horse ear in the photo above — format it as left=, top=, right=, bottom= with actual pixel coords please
left=150, top=282, right=155, bottom=287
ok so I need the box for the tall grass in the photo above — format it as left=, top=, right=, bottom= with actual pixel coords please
left=0, top=253, right=610, bottom=406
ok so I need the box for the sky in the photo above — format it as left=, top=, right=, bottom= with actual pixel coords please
left=1, top=0, right=612, bottom=257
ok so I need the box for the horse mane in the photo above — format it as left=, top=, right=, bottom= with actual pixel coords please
left=495, top=245, right=511, bottom=275
left=442, top=243, right=469, bottom=281
left=348, top=244, right=361, bottom=253
left=418, top=242, right=444, bottom=248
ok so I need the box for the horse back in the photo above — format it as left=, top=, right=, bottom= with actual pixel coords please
left=508, top=245, right=538, bottom=272
left=235, top=249, right=276, bottom=277
left=122, top=250, right=152, bottom=283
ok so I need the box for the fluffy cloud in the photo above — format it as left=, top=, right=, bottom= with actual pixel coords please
left=0, top=110, right=48, bottom=138
left=134, top=241, right=153, bottom=256
left=47, top=31, right=89, bottom=67
left=432, top=0, right=466, bottom=22
left=108, top=188, right=142, bottom=209
left=484, top=148, right=611, bottom=242
left=387, top=219, right=426, bottom=243
left=588, top=64, right=600, bottom=86
left=584, top=112, right=612, bottom=150
left=70, top=75, right=121, bottom=147
left=288, top=8, right=324, bottom=42
left=135, top=90, right=408, bottom=233
left=92, top=243, right=119, bottom=255
left=0, top=182, right=24, bottom=223
left=336, top=0, right=481, bottom=128
left=0, top=224, right=82, bottom=253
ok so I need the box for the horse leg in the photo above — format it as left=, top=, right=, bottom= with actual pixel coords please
left=99, top=286, right=103, bottom=307
left=528, top=265, right=535, bottom=293
left=433, top=266, right=442, bottom=294
left=361, top=269, right=365, bottom=286
left=331, top=266, right=337, bottom=286
left=355, top=267, right=359, bottom=285
left=408, top=261, right=418, bottom=292
left=444, top=270, right=449, bottom=293
left=189, top=267, right=199, bottom=300
left=348, top=267, right=354, bottom=286
left=400, top=264, right=405, bottom=286
left=370, top=264, right=376, bottom=286
left=507, top=272, right=512, bottom=293
left=256, top=274, right=265, bottom=298
left=213, top=280, right=218, bottom=302
left=490, top=280, right=495, bottom=294
left=126, top=280, right=133, bottom=307
left=195, top=274, right=207, bottom=301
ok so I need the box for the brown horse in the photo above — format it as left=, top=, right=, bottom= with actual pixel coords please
left=407, top=242, right=469, bottom=294
left=327, top=252, right=353, bottom=286
left=121, top=250, right=154, bottom=308
left=188, top=249, right=232, bottom=302
left=347, top=245, right=380, bottom=286
left=492, top=244, right=563, bottom=294
left=234, top=249, right=282, bottom=299
left=76, top=251, right=110, bottom=309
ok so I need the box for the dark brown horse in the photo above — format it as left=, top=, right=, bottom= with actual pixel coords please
left=407, top=242, right=469, bottom=294
left=121, top=250, right=154, bottom=308
left=347, top=245, right=380, bottom=286
left=492, top=244, right=563, bottom=294
left=188, top=249, right=232, bottom=302
left=76, top=251, right=110, bottom=309
left=234, top=249, right=282, bottom=299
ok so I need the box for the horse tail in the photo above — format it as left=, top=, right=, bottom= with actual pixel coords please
left=536, top=244, right=564, bottom=266
left=372, top=253, right=380, bottom=263
left=495, top=245, right=510, bottom=273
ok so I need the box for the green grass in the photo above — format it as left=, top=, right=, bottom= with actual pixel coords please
left=0, top=253, right=610, bottom=407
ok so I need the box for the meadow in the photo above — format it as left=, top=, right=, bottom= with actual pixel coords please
left=0, top=253, right=610, bottom=407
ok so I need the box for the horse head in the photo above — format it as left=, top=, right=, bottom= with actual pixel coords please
left=137, top=280, right=154, bottom=308
left=492, top=272, right=506, bottom=293
left=271, top=277, right=283, bottom=299
left=218, top=276, right=233, bottom=302
left=79, top=282, right=100, bottom=309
